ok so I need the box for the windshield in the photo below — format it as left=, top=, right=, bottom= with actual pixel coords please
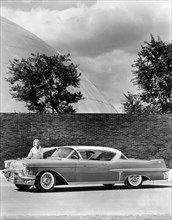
left=51, top=148, right=73, bottom=158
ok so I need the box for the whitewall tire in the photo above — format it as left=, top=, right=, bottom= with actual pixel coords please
left=125, top=175, right=143, bottom=189
left=35, top=172, right=56, bottom=192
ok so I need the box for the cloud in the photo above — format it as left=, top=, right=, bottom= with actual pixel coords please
left=72, top=50, right=137, bottom=111
left=1, top=1, right=171, bottom=58
left=1, top=0, right=171, bottom=112
left=1, top=0, right=96, bottom=11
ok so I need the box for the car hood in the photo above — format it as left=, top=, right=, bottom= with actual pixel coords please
left=5, top=159, right=25, bottom=170
left=5, top=157, right=74, bottom=170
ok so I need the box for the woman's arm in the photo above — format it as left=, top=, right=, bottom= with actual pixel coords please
left=42, top=146, right=58, bottom=153
left=26, top=149, right=33, bottom=159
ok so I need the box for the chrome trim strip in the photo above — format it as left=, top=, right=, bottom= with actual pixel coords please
left=110, top=168, right=169, bottom=172
left=68, top=181, right=119, bottom=185
left=118, top=170, right=123, bottom=181
left=18, top=172, right=36, bottom=180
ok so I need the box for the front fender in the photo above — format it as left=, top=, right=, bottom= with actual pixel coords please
left=35, top=169, right=68, bottom=185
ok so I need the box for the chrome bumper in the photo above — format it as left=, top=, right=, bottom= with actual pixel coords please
left=3, top=169, right=35, bottom=186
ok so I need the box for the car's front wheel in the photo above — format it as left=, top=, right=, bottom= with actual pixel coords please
left=35, top=172, right=56, bottom=192
left=15, top=184, right=31, bottom=191
left=125, top=175, right=143, bottom=189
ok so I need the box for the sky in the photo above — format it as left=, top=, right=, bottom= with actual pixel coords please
left=1, top=0, right=171, bottom=112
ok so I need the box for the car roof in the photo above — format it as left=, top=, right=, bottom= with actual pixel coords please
left=58, top=146, right=121, bottom=154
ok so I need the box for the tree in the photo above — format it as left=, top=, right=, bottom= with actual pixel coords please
left=6, top=53, right=84, bottom=113
left=122, top=92, right=161, bottom=114
left=122, top=35, right=172, bottom=114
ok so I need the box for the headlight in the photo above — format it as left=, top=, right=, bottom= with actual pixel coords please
left=23, top=164, right=33, bottom=176
left=23, top=164, right=28, bottom=175
left=4, top=161, right=11, bottom=169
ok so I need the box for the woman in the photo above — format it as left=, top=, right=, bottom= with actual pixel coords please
left=26, top=139, right=58, bottom=159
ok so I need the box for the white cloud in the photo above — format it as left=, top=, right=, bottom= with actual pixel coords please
left=1, top=0, right=96, bottom=11
left=72, top=50, right=137, bottom=111
left=1, top=1, right=171, bottom=57
left=1, top=0, right=171, bottom=111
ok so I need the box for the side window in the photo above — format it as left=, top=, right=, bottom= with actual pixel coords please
left=79, top=150, right=94, bottom=160
left=85, top=151, right=94, bottom=159
left=70, top=151, right=80, bottom=159
left=96, top=152, right=115, bottom=161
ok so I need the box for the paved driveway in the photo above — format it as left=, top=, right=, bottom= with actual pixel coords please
left=1, top=170, right=171, bottom=217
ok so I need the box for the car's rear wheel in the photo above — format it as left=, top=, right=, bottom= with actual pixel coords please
left=15, top=184, right=31, bottom=191
left=35, top=172, right=56, bottom=192
left=125, top=175, right=143, bottom=189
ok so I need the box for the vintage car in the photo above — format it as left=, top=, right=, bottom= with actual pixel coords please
left=3, top=146, right=169, bottom=192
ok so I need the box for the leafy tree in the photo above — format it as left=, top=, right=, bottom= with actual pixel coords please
left=6, top=53, right=84, bottom=113
left=122, top=92, right=161, bottom=114
left=122, top=35, right=172, bottom=114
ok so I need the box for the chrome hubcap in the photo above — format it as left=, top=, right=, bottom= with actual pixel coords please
left=128, top=175, right=142, bottom=186
left=40, top=172, right=54, bottom=189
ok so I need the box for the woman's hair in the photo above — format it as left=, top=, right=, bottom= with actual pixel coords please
left=33, top=139, right=40, bottom=146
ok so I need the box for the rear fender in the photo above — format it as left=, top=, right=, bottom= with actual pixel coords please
left=121, top=171, right=150, bottom=182
left=150, top=159, right=167, bottom=168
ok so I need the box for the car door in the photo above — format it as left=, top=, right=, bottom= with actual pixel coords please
left=56, top=159, right=77, bottom=182
left=76, top=149, right=120, bottom=183
left=106, top=160, right=120, bottom=182
left=75, top=160, right=109, bottom=182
